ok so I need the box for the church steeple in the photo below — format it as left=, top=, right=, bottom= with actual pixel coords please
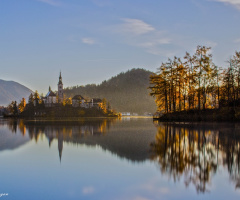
left=58, top=71, right=63, bottom=103
left=58, top=71, right=63, bottom=85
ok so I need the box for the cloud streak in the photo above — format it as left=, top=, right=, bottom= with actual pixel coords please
left=82, top=38, right=96, bottom=45
left=234, top=38, right=240, bottom=43
left=37, top=0, right=61, bottom=6
left=211, top=0, right=240, bottom=10
left=113, top=18, right=174, bottom=57
left=119, top=18, right=155, bottom=35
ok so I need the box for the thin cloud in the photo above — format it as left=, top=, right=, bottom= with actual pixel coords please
left=138, top=38, right=171, bottom=48
left=113, top=18, right=173, bottom=57
left=91, top=0, right=112, bottom=7
left=119, top=18, right=155, bottom=35
left=127, top=30, right=173, bottom=56
left=205, top=41, right=218, bottom=48
left=37, top=0, right=61, bottom=6
left=234, top=38, right=240, bottom=43
left=211, top=0, right=240, bottom=10
left=82, top=38, right=96, bottom=45
left=82, top=187, right=95, bottom=195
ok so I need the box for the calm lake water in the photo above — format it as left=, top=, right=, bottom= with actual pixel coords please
left=0, top=118, right=240, bottom=200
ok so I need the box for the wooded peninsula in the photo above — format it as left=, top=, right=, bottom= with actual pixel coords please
left=150, top=45, right=240, bottom=121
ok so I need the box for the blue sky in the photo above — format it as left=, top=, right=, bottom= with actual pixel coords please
left=1, top=0, right=240, bottom=94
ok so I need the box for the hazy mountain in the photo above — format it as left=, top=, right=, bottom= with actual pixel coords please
left=0, top=79, right=32, bottom=106
left=64, top=68, right=157, bottom=114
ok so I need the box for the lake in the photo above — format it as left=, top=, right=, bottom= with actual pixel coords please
left=0, top=118, right=239, bottom=200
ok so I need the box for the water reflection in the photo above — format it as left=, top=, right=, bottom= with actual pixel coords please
left=0, top=118, right=155, bottom=162
left=1, top=119, right=114, bottom=160
left=1, top=119, right=240, bottom=196
left=151, top=122, right=240, bottom=193
left=0, top=119, right=29, bottom=151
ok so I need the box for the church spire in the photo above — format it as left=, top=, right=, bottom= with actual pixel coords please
left=58, top=71, right=64, bottom=103
left=58, top=71, right=63, bottom=85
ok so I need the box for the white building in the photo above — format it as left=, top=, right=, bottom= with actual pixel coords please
left=43, top=90, right=57, bottom=107
left=42, top=72, right=63, bottom=107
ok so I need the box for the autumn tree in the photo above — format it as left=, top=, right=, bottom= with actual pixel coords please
left=18, top=98, right=26, bottom=113
left=184, top=52, right=196, bottom=109
left=63, top=97, right=72, bottom=106
left=194, top=46, right=213, bottom=110
left=101, top=98, right=107, bottom=113
left=150, top=64, right=170, bottom=113
left=150, top=45, right=222, bottom=113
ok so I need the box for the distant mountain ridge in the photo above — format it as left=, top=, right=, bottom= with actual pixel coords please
left=0, top=79, right=32, bottom=106
left=64, top=68, right=157, bottom=114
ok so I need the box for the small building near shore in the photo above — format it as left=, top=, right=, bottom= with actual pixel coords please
left=43, top=90, right=57, bottom=107
left=121, top=112, right=131, bottom=116
left=72, top=96, right=103, bottom=109
left=72, top=95, right=86, bottom=107
left=89, top=98, right=103, bottom=109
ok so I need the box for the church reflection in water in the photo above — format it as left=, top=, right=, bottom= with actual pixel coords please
left=1, top=119, right=240, bottom=193
left=151, top=122, right=240, bottom=193
left=4, top=119, right=114, bottom=162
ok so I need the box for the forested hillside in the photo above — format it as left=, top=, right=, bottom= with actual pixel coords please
left=64, top=68, right=156, bottom=114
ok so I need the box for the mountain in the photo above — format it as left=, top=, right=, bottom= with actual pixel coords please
left=64, top=68, right=157, bottom=114
left=0, top=79, right=32, bottom=106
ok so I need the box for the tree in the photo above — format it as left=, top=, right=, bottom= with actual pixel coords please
left=64, top=97, right=72, bottom=106
left=150, top=64, right=170, bottom=113
left=184, top=52, right=197, bottom=109
left=149, top=45, right=222, bottom=113
left=7, top=101, right=18, bottom=115
left=34, top=90, right=40, bottom=106
left=101, top=98, right=107, bottom=113
left=28, top=93, right=34, bottom=106
left=18, top=98, right=26, bottom=113
left=194, top=46, right=212, bottom=110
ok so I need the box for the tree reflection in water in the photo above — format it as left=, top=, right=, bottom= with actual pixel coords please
left=3, top=119, right=116, bottom=161
left=151, top=122, right=240, bottom=193
left=2, top=119, right=240, bottom=193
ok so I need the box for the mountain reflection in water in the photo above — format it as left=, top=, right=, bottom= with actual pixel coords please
left=151, top=122, right=240, bottom=193
left=0, top=119, right=240, bottom=197
left=0, top=118, right=156, bottom=162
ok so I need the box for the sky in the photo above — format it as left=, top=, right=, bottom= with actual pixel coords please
left=1, top=0, right=240, bottom=94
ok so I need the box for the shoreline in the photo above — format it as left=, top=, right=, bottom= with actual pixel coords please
left=153, top=107, right=240, bottom=122
left=0, top=116, right=153, bottom=122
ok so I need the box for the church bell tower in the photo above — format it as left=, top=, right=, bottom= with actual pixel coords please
left=58, top=72, right=63, bottom=103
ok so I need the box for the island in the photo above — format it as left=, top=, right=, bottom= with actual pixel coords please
left=3, top=72, right=118, bottom=119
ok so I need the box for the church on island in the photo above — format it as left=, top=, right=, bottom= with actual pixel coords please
left=39, top=72, right=103, bottom=109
